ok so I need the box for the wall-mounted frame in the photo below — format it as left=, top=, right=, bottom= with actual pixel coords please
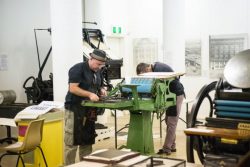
left=0, top=54, right=8, bottom=71
left=185, top=40, right=201, bottom=76
left=209, top=34, right=248, bottom=78
left=133, top=38, right=158, bottom=65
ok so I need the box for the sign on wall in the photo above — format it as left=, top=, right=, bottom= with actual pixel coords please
left=0, top=54, right=8, bottom=71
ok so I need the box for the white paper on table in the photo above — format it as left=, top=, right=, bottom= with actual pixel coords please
left=38, top=101, right=64, bottom=108
left=0, top=118, right=17, bottom=127
left=13, top=101, right=64, bottom=120
left=14, top=105, right=54, bottom=120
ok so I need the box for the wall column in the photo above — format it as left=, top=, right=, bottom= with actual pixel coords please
left=50, top=0, right=83, bottom=101
left=162, top=0, right=185, bottom=71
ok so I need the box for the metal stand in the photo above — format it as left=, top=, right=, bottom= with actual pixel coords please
left=114, top=110, right=129, bottom=149
left=127, top=111, right=154, bottom=154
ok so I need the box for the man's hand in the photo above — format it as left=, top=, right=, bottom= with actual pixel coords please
left=89, top=93, right=99, bottom=101
left=69, top=83, right=100, bottom=101
left=99, top=87, right=107, bottom=97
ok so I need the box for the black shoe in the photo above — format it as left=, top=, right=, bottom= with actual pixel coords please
left=157, top=149, right=171, bottom=155
left=171, top=148, right=177, bottom=152
left=95, top=123, right=108, bottom=129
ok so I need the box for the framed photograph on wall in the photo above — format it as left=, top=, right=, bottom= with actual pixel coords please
left=185, top=40, right=201, bottom=76
left=133, top=38, right=158, bottom=65
left=209, top=34, right=248, bottom=78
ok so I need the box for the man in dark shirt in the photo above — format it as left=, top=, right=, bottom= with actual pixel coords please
left=136, top=62, right=185, bottom=155
left=64, top=49, right=107, bottom=165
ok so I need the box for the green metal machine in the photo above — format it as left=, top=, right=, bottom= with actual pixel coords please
left=82, top=72, right=184, bottom=154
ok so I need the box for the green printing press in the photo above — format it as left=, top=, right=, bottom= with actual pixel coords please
left=82, top=72, right=184, bottom=154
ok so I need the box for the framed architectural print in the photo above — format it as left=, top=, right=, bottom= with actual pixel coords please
left=209, top=34, right=248, bottom=78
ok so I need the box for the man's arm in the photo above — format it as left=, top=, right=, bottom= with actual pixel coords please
left=69, top=83, right=100, bottom=101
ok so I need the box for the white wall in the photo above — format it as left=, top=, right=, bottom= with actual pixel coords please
left=83, top=0, right=163, bottom=77
left=83, top=0, right=129, bottom=78
left=127, top=0, right=163, bottom=75
left=1, top=0, right=250, bottom=106
left=163, top=0, right=185, bottom=72
left=0, top=0, right=51, bottom=103
left=175, top=0, right=250, bottom=130
left=0, top=0, right=83, bottom=103
left=183, top=0, right=250, bottom=100
left=185, top=0, right=250, bottom=76
left=50, top=0, right=83, bottom=102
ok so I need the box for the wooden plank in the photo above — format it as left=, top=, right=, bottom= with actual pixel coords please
left=138, top=72, right=185, bottom=79
left=184, top=126, right=250, bottom=140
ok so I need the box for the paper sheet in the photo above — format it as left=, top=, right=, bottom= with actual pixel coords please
left=38, top=101, right=64, bottom=108
left=14, top=101, right=63, bottom=120
left=0, top=118, right=16, bottom=127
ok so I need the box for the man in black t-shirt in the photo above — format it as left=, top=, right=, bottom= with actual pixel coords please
left=136, top=62, right=185, bottom=155
left=64, top=49, right=107, bottom=165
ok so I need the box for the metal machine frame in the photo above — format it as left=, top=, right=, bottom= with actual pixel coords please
left=82, top=72, right=184, bottom=154
left=186, top=49, right=250, bottom=164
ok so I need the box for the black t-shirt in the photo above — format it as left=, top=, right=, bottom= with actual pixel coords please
left=153, top=62, right=184, bottom=96
left=65, top=61, right=103, bottom=105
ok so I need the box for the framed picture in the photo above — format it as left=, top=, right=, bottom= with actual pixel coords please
left=185, top=40, right=201, bottom=76
left=133, top=38, right=158, bottom=65
left=209, top=34, right=248, bottom=78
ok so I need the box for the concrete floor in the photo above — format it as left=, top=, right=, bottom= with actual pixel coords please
left=0, top=112, right=201, bottom=167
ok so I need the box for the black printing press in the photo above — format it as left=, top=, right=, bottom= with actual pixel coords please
left=186, top=49, right=250, bottom=165
left=82, top=27, right=123, bottom=90
left=22, top=27, right=123, bottom=104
